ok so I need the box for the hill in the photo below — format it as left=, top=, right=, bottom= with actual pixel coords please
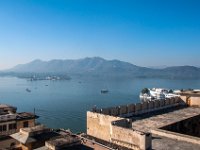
left=2, top=57, right=200, bottom=79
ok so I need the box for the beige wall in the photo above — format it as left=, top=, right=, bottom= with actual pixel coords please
left=180, top=96, right=200, bottom=107
left=87, top=111, right=151, bottom=150
left=87, top=111, right=121, bottom=141
left=189, top=97, right=200, bottom=107
left=111, top=125, right=151, bottom=150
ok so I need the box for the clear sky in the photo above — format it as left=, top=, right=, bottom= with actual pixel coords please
left=0, top=0, right=200, bottom=69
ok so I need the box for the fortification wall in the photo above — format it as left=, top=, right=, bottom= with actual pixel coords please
left=111, top=125, right=151, bottom=150
left=94, top=97, right=184, bottom=117
left=87, top=111, right=152, bottom=150
left=87, top=111, right=122, bottom=141
left=180, top=96, right=200, bottom=107
left=189, top=96, right=200, bottom=107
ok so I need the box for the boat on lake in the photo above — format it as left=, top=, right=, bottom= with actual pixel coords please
left=101, top=89, right=109, bottom=94
left=26, top=88, right=31, bottom=92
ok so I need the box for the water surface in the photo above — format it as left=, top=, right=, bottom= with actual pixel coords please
left=0, top=77, right=199, bottom=132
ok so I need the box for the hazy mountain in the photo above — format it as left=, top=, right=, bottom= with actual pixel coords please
left=3, top=57, right=200, bottom=79
left=7, top=57, right=148, bottom=74
left=147, top=65, right=168, bottom=69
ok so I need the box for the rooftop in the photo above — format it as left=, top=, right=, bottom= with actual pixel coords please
left=87, top=94, right=200, bottom=150
left=32, top=130, right=114, bottom=150
left=180, top=90, right=200, bottom=96
left=20, top=125, right=48, bottom=133
left=0, top=112, right=38, bottom=122
left=152, top=134, right=200, bottom=150
left=10, top=125, right=60, bottom=144
left=131, top=107, right=200, bottom=132
left=0, top=104, right=17, bottom=115
left=45, top=136, right=81, bottom=149
left=0, top=104, right=16, bottom=109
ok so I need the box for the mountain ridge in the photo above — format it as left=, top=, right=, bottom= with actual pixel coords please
left=2, top=57, right=200, bottom=79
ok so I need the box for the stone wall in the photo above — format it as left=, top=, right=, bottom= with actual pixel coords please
left=94, top=97, right=184, bottom=117
left=180, top=95, right=200, bottom=107
left=188, top=96, right=200, bottom=107
left=87, top=111, right=151, bottom=150
left=87, top=111, right=121, bottom=142
left=111, top=125, right=151, bottom=150
left=88, top=97, right=186, bottom=149
left=112, top=119, right=132, bottom=128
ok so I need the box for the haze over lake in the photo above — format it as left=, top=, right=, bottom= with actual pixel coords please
left=0, top=76, right=200, bottom=132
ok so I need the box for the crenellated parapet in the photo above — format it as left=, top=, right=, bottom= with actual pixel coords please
left=92, top=97, right=185, bottom=117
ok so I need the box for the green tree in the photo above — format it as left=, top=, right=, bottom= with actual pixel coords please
left=141, top=88, right=149, bottom=94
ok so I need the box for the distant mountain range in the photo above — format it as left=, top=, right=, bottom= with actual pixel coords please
left=1, top=57, right=200, bottom=79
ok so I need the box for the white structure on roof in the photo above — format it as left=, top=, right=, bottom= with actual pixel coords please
left=140, top=88, right=180, bottom=101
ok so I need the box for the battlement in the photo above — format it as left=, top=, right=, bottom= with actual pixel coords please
left=87, top=96, right=200, bottom=150
left=93, top=97, right=185, bottom=117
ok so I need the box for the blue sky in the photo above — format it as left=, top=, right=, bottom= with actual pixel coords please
left=0, top=0, right=200, bottom=69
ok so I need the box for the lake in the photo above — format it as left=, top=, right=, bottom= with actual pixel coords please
left=0, top=76, right=199, bottom=132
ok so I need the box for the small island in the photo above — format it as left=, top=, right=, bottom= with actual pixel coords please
left=28, top=74, right=71, bottom=81
left=0, top=72, right=71, bottom=81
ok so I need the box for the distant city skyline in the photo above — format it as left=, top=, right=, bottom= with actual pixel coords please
left=0, top=0, right=200, bottom=70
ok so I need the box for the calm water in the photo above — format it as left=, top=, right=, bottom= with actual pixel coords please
left=0, top=77, right=199, bottom=132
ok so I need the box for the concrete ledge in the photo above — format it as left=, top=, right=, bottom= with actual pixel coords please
left=151, top=129, right=200, bottom=145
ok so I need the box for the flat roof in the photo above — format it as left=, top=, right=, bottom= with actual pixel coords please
left=10, top=132, right=36, bottom=144
left=152, top=134, right=200, bottom=150
left=0, top=112, right=38, bottom=122
left=0, top=104, right=16, bottom=109
left=21, top=125, right=48, bottom=133
left=180, top=91, right=200, bottom=96
left=47, top=136, right=80, bottom=147
left=131, top=107, right=200, bottom=132
left=0, top=114, right=17, bottom=122
left=11, top=130, right=60, bottom=144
